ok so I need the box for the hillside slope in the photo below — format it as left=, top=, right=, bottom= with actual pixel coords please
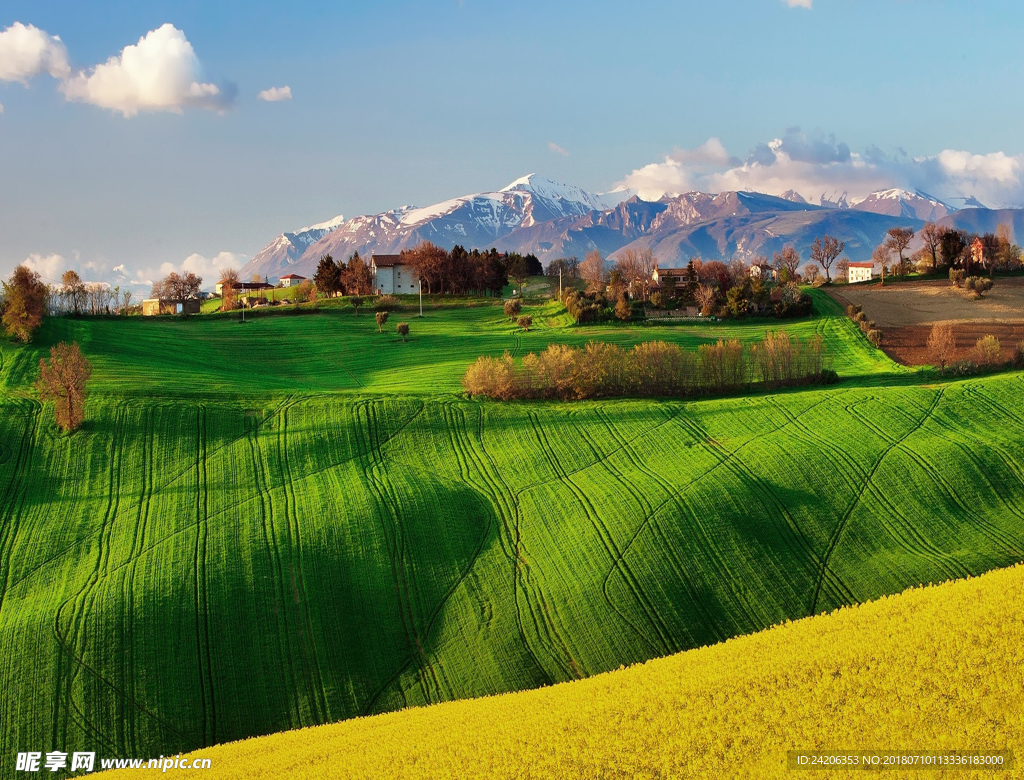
left=103, top=563, right=1024, bottom=779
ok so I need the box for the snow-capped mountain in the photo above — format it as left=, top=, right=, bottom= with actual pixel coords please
left=851, top=189, right=950, bottom=222
left=245, top=213, right=345, bottom=278
left=240, top=173, right=1024, bottom=280
left=240, top=175, right=628, bottom=280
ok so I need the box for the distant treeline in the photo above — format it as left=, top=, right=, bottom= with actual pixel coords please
left=463, top=332, right=836, bottom=401
left=314, top=242, right=543, bottom=297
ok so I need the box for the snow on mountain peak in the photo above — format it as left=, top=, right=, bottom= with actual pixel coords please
left=297, top=213, right=345, bottom=233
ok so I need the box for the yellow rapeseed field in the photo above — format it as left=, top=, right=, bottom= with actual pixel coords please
left=104, top=564, right=1024, bottom=779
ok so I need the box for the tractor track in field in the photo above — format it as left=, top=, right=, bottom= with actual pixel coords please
left=847, top=394, right=976, bottom=581
left=0, top=399, right=40, bottom=621
left=278, top=407, right=330, bottom=724
left=882, top=400, right=1024, bottom=559
left=52, top=403, right=186, bottom=753
left=0, top=396, right=306, bottom=601
left=592, top=405, right=727, bottom=651
left=357, top=401, right=497, bottom=715
left=525, top=410, right=613, bottom=680
left=248, top=422, right=301, bottom=730
left=763, top=395, right=863, bottom=607
left=356, top=400, right=443, bottom=710
left=612, top=393, right=839, bottom=636
left=573, top=408, right=676, bottom=656
left=470, top=405, right=555, bottom=689
left=672, top=407, right=827, bottom=615
left=810, top=390, right=964, bottom=615
left=193, top=404, right=217, bottom=746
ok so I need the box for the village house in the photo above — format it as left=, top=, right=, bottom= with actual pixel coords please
left=847, top=262, right=874, bottom=284
left=748, top=263, right=777, bottom=282
left=371, top=254, right=418, bottom=294
left=278, top=273, right=307, bottom=288
left=142, top=298, right=201, bottom=316
left=651, top=266, right=689, bottom=295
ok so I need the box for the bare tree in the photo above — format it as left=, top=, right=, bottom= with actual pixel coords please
left=926, top=323, right=956, bottom=374
left=61, top=270, right=86, bottom=315
left=396, top=322, right=410, bottom=342
left=36, top=341, right=92, bottom=432
left=885, top=227, right=915, bottom=272
left=809, top=234, right=845, bottom=283
left=375, top=310, right=389, bottom=333
left=580, top=249, right=607, bottom=293
left=614, top=247, right=657, bottom=300
left=504, top=298, right=522, bottom=321
left=920, top=223, right=945, bottom=269
left=121, top=289, right=133, bottom=313
left=772, top=245, right=801, bottom=281
left=694, top=283, right=717, bottom=315
left=517, top=314, right=533, bottom=331
left=872, top=243, right=892, bottom=283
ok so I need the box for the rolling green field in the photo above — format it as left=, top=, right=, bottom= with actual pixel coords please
left=1, top=292, right=1022, bottom=772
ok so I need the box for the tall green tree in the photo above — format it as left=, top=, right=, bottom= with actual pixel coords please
left=313, top=254, right=342, bottom=297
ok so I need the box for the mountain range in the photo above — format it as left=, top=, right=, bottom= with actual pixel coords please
left=239, top=175, right=1017, bottom=281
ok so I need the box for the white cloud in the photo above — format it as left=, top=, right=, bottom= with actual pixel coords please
left=174, top=251, right=246, bottom=282
left=258, top=85, right=292, bottom=102
left=61, top=24, right=233, bottom=117
left=0, top=22, right=69, bottom=84
left=547, top=141, right=569, bottom=157
left=0, top=101, right=4, bottom=113
left=617, top=129, right=1024, bottom=209
left=786, top=0, right=812, bottom=8
left=22, top=252, right=67, bottom=282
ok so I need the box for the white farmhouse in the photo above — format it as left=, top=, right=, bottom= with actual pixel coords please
left=371, top=255, right=418, bottom=294
left=278, top=273, right=307, bottom=288
left=847, top=262, right=874, bottom=284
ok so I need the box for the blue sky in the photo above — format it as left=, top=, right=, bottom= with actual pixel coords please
left=2, top=0, right=1024, bottom=285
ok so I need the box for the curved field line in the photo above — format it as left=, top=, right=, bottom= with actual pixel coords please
left=574, top=409, right=677, bottom=655
left=810, top=390, right=963, bottom=615
left=469, top=405, right=555, bottom=688
left=846, top=395, right=977, bottom=578
left=359, top=402, right=496, bottom=715
left=882, top=400, right=1024, bottom=557
left=279, top=406, right=330, bottom=723
left=248, top=423, right=301, bottom=730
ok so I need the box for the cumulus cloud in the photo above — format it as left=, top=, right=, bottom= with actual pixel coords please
left=0, top=22, right=69, bottom=84
left=547, top=141, right=570, bottom=157
left=168, top=251, right=247, bottom=281
left=22, top=252, right=68, bottom=281
left=258, top=85, right=292, bottom=102
left=617, top=128, right=1024, bottom=208
left=61, top=24, right=234, bottom=117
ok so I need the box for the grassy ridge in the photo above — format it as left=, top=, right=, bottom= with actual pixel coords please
left=2, top=374, right=1024, bottom=769
left=100, top=562, right=1024, bottom=779
left=0, top=291, right=901, bottom=397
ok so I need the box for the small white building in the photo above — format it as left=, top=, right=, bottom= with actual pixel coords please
left=847, top=262, right=874, bottom=284
left=749, top=263, right=777, bottom=282
left=371, top=255, right=418, bottom=294
left=279, top=273, right=307, bottom=288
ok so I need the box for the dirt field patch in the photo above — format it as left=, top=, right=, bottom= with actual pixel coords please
left=830, top=278, right=1024, bottom=327
left=883, top=321, right=1024, bottom=366
left=828, top=279, right=1024, bottom=366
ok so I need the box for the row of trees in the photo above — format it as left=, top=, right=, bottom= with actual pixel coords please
left=463, top=333, right=834, bottom=401
left=311, top=253, right=373, bottom=297
left=52, top=271, right=134, bottom=316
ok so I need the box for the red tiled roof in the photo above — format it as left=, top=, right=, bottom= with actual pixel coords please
left=279, top=273, right=306, bottom=280
left=848, top=262, right=874, bottom=268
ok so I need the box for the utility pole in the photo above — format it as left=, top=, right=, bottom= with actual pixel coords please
left=419, top=279, right=423, bottom=317
left=559, top=267, right=562, bottom=300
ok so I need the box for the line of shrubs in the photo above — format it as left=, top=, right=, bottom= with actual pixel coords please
left=463, top=332, right=838, bottom=401
left=845, top=304, right=884, bottom=346
left=927, top=323, right=1024, bottom=377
